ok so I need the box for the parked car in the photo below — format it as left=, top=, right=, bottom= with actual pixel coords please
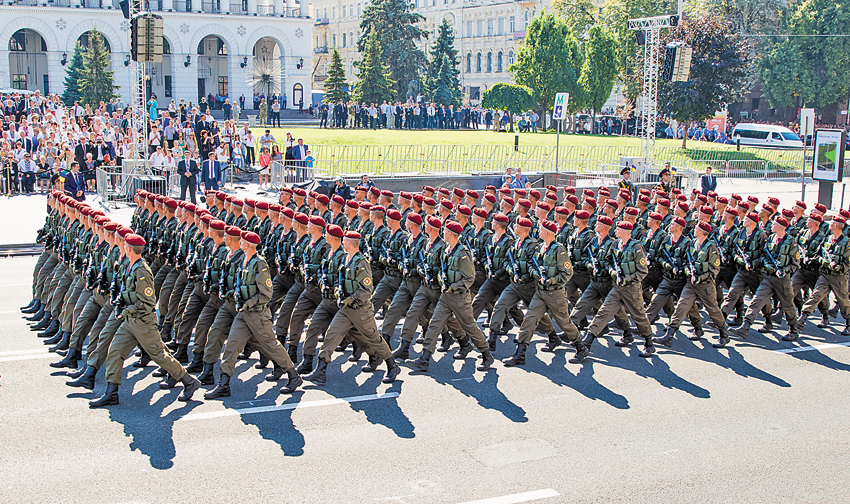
left=731, top=123, right=804, bottom=149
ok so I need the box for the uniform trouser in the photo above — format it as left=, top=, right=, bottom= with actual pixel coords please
left=287, top=284, right=322, bottom=350
left=35, top=253, right=59, bottom=300
left=566, top=268, right=591, bottom=308
left=270, top=272, right=294, bottom=315
left=570, top=279, right=629, bottom=332
left=86, top=309, right=122, bottom=370
left=104, top=313, right=186, bottom=384
left=721, top=270, right=767, bottom=317
left=220, top=308, right=295, bottom=376
left=177, top=284, right=209, bottom=346
left=31, top=249, right=50, bottom=295
left=716, top=265, right=745, bottom=315
left=153, top=262, right=173, bottom=299
left=471, top=277, right=524, bottom=326
left=791, top=268, right=829, bottom=315
left=642, top=267, right=664, bottom=307
left=801, top=273, right=850, bottom=319
left=64, top=284, right=90, bottom=333
left=518, top=287, right=580, bottom=345
left=645, top=277, right=700, bottom=328
left=158, top=267, right=181, bottom=322
left=422, top=289, right=489, bottom=353
left=381, top=278, right=423, bottom=340
left=204, top=300, right=239, bottom=364
left=42, top=261, right=63, bottom=306
left=490, top=282, right=554, bottom=337
left=60, top=277, right=85, bottom=330
left=372, top=273, right=402, bottom=313
left=400, top=286, right=461, bottom=344
left=670, top=281, right=727, bottom=330
left=588, top=283, right=653, bottom=338
left=193, top=293, right=224, bottom=352
left=275, top=281, right=305, bottom=340
left=68, top=292, right=105, bottom=351
left=302, top=297, right=343, bottom=356
left=165, top=272, right=189, bottom=325
left=149, top=256, right=165, bottom=278
left=318, top=305, right=392, bottom=363
left=744, top=274, right=798, bottom=327
left=472, top=267, right=486, bottom=300
left=50, top=268, right=73, bottom=318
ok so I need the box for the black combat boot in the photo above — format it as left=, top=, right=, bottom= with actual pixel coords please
left=569, top=338, right=591, bottom=364
left=178, top=373, right=202, bottom=401
left=653, top=327, right=676, bottom=348
left=497, top=320, right=513, bottom=336
left=159, top=375, right=178, bottom=389
left=406, top=350, right=432, bottom=373
left=287, top=345, right=298, bottom=367
left=159, top=323, right=173, bottom=343
left=265, top=362, right=286, bottom=381
left=27, top=306, right=47, bottom=322
left=39, top=322, right=60, bottom=340
left=45, top=329, right=66, bottom=347
left=67, top=365, right=97, bottom=389
left=842, top=319, right=850, bottom=336
left=639, top=337, right=656, bottom=358
left=304, top=359, right=328, bottom=386
left=728, top=312, right=744, bottom=327
left=21, top=299, right=39, bottom=313
left=186, top=352, right=204, bottom=373
left=453, top=337, right=474, bottom=359
left=817, top=313, right=831, bottom=328
left=383, top=358, right=400, bottom=383
left=89, top=382, right=119, bottom=408
left=502, top=343, right=527, bottom=366
left=280, top=368, right=303, bottom=394
left=204, top=373, right=231, bottom=399
left=255, top=353, right=270, bottom=369
left=173, top=344, right=189, bottom=364
left=296, top=353, right=314, bottom=374
left=198, top=362, right=216, bottom=385
left=487, top=330, right=498, bottom=352
left=335, top=339, right=350, bottom=352
left=392, top=340, right=411, bottom=360
left=152, top=367, right=168, bottom=378
left=782, top=321, right=800, bottom=341
left=757, top=320, right=773, bottom=333
left=477, top=349, right=495, bottom=371
left=540, top=331, right=562, bottom=352
left=614, top=332, right=635, bottom=347
left=50, top=347, right=79, bottom=369
left=713, top=326, right=731, bottom=348
left=830, top=304, right=839, bottom=319
left=132, top=350, right=151, bottom=368
left=437, top=332, right=454, bottom=352
left=66, top=363, right=88, bottom=379
left=166, top=340, right=179, bottom=352
left=797, top=312, right=809, bottom=330
left=772, top=308, right=785, bottom=325
left=361, top=354, right=380, bottom=372
left=690, top=326, right=705, bottom=341
left=238, top=343, right=256, bottom=360
left=348, top=343, right=363, bottom=362
left=730, top=321, right=751, bottom=340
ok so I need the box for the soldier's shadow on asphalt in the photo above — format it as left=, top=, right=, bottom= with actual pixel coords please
left=71, top=365, right=202, bottom=471
left=735, top=322, right=850, bottom=373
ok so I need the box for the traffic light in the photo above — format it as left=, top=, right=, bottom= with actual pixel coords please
left=131, top=13, right=163, bottom=63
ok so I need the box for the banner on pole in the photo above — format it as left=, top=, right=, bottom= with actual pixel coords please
left=553, top=93, right=569, bottom=120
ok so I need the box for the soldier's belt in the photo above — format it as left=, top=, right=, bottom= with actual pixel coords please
left=385, top=268, right=402, bottom=278
left=244, top=303, right=267, bottom=313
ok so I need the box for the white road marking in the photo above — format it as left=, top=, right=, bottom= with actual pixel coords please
left=0, top=352, right=55, bottom=363
left=180, top=392, right=401, bottom=421
left=0, top=348, right=49, bottom=356
left=0, top=283, right=34, bottom=288
left=773, top=341, right=850, bottom=354
left=456, top=489, right=560, bottom=504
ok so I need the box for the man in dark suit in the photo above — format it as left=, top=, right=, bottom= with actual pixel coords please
left=701, top=165, right=717, bottom=195
left=201, top=151, right=221, bottom=191
left=178, top=154, right=200, bottom=203
left=75, top=138, right=91, bottom=168
left=64, top=162, right=86, bottom=202
left=292, top=138, right=309, bottom=181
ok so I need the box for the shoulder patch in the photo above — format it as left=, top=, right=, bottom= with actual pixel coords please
left=265, top=277, right=273, bottom=288
left=144, top=287, right=153, bottom=297
left=564, top=261, right=570, bottom=269
left=364, top=277, right=372, bottom=286
left=639, top=257, right=647, bottom=266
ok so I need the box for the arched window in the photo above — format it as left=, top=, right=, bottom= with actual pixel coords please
left=333, top=34, right=337, bottom=47
left=466, top=53, right=471, bottom=73
left=486, top=52, right=492, bottom=72
left=163, top=38, right=171, bottom=55
left=342, top=4, right=346, bottom=17
left=524, top=11, right=529, bottom=28
left=497, top=51, right=502, bottom=72
left=508, top=50, right=514, bottom=65
left=476, top=53, right=481, bottom=72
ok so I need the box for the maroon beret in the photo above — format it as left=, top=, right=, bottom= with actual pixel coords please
left=565, top=187, right=576, bottom=195
left=656, top=198, right=671, bottom=208
left=625, top=206, right=640, bottom=216
left=422, top=185, right=435, bottom=192
left=725, top=207, right=739, bottom=217
left=768, top=196, right=780, bottom=206
left=426, top=216, right=442, bottom=228
left=370, top=187, right=381, bottom=196
left=231, top=198, right=244, bottom=207
left=200, top=214, right=213, bottom=225
left=697, top=221, right=712, bottom=234
left=597, top=215, right=614, bottom=226
left=406, top=213, right=423, bottom=225
left=316, top=194, right=330, bottom=205
left=268, top=203, right=282, bottom=212
left=530, top=189, right=541, bottom=199
left=537, top=202, right=551, bottom=212
left=731, top=193, right=742, bottom=201
left=617, top=221, right=634, bottom=230
left=815, top=203, right=828, bottom=213
left=638, top=195, right=651, bottom=204
left=584, top=197, right=597, bottom=209
left=355, top=185, right=367, bottom=192
left=795, top=200, right=807, bottom=210
left=345, top=200, right=359, bottom=209
left=716, top=196, right=729, bottom=204
left=672, top=217, right=687, bottom=228
left=282, top=208, right=295, bottom=219
left=515, top=189, right=527, bottom=197
left=782, top=208, right=794, bottom=219
left=484, top=194, right=497, bottom=204
left=256, top=201, right=269, bottom=210
left=677, top=202, right=689, bottom=213
left=241, top=231, right=261, bottom=244
left=210, top=219, right=226, bottom=230
left=331, top=195, right=345, bottom=206
left=493, top=213, right=510, bottom=224
left=293, top=188, right=307, bottom=196
left=809, top=213, right=823, bottom=223
left=473, top=208, right=488, bottom=219
left=834, top=215, right=846, bottom=225
left=412, top=194, right=424, bottom=204
left=125, top=233, right=146, bottom=246
left=438, top=187, right=451, bottom=196
left=294, top=212, right=309, bottom=225
left=440, top=199, right=453, bottom=210
left=370, top=205, right=386, bottom=214
left=502, top=197, right=515, bottom=206
left=280, top=187, right=293, bottom=194
left=359, top=202, right=373, bottom=210
left=738, top=201, right=751, bottom=212
left=423, top=197, right=437, bottom=207
left=117, top=226, right=132, bottom=238
left=466, top=190, right=479, bottom=199
left=606, top=200, right=619, bottom=210
left=746, top=212, right=759, bottom=223
left=309, top=215, right=327, bottom=227
left=697, top=194, right=708, bottom=203
left=840, top=209, right=850, bottom=219
left=244, top=198, right=256, bottom=208
left=500, top=187, right=512, bottom=195
left=747, top=195, right=759, bottom=205
left=700, top=205, right=714, bottom=216
left=104, top=221, right=119, bottom=231
left=225, top=225, right=242, bottom=237
left=649, top=212, right=662, bottom=221
left=453, top=187, right=465, bottom=198
left=545, top=191, right=558, bottom=201
left=515, top=217, right=533, bottom=228
left=565, top=194, right=579, bottom=205
left=165, top=199, right=178, bottom=209
left=555, top=206, right=569, bottom=216
left=541, top=219, right=557, bottom=233
left=326, top=224, right=344, bottom=238
left=445, top=220, right=463, bottom=234
left=575, top=210, right=591, bottom=220
left=399, top=191, right=412, bottom=200
left=457, top=204, right=472, bottom=216
left=344, top=231, right=362, bottom=239
left=774, top=216, right=790, bottom=228
left=387, top=209, right=402, bottom=221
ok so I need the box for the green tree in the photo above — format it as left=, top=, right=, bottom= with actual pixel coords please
left=510, top=11, right=582, bottom=130
left=61, top=43, right=85, bottom=106
left=481, top=83, right=535, bottom=133
left=758, top=0, right=850, bottom=112
left=578, top=25, right=618, bottom=126
left=358, top=0, right=428, bottom=100
left=427, top=19, right=461, bottom=106
left=353, top=31, right=396, bottom=104
left=657, top=13, right=749, bottom=148
left=78, top=28, right=118, bottom=105
left=323, top=48, right=351, bottom=103
left=552, top=0, right=598, bottom=35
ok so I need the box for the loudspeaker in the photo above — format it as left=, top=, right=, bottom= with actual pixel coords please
left=119, top=0, right=130, bottom=19
left=635, top=31, right=645, bottom=46
left=661, top=45, right=677, bottom=81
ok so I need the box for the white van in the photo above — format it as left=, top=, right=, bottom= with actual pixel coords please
left=731, top=123, right=804, bottom=149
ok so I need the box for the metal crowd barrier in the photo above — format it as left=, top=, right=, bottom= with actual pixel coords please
left=270, top=161, right=327, bottom=187
left=96, top=166, right=167, bottom=208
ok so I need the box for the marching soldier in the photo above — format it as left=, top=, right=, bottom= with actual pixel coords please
left=720, top=211, right=768, bottom=327
left=797, top=215, right=850, bottom=336
left=386, top=213, right=429, bottom=358
left=790, top=213, right=830, bottom=327
left=289, top=216, right=329, bottom=374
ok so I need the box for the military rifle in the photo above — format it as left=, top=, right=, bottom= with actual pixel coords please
left=531, top=254, right=548, bottom=284
left=734, top=243, right=752, bottom=271
left=763, top=247, right=785, bottom=277
left=418, top=250, right=432, bottom=284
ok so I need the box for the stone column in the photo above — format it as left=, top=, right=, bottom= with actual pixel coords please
left=247, top=0, right=257, bottom=14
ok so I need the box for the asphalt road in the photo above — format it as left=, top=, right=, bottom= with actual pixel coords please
left=2, top=254, right=849, bottom=504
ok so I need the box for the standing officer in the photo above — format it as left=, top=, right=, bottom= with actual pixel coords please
left=90, top=234, right=201, bottom=408
left=730, top=216, right=800, bottom=342
left=305, top=231, right=400, bottom=385
left=205, top=231, right=302, bottom=399
left=406, top=220, right=495, bottom=373
left=572, top=221, right=656, bottom=363
left=618, top=166, right=635, bottom=204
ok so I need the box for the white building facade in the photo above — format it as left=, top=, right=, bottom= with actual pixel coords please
left=0, top=1, right=313, bottom=109
left=312, top=0, right=550, bottom=102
